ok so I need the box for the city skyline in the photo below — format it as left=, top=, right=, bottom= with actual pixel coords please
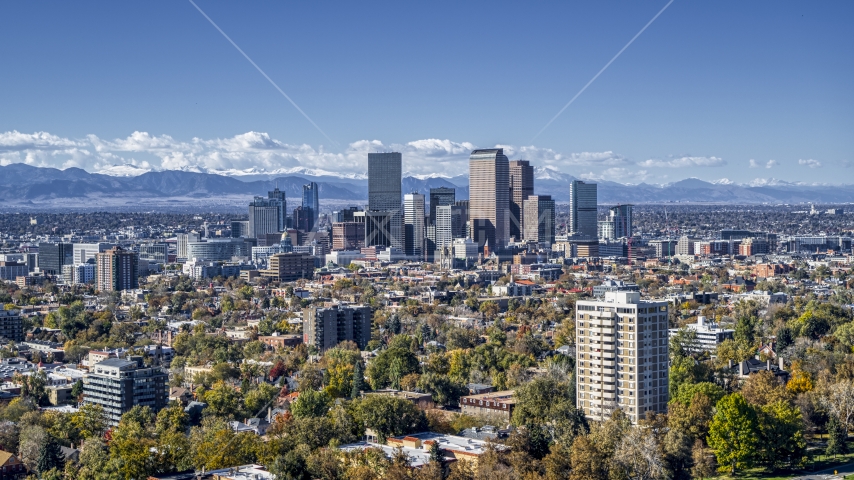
left=0, top=2, right=851, bottom=185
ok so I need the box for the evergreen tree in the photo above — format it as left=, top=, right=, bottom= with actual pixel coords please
left=826, top=416, right=849, bottom=456
left=350, top=361, right=365, bottom=398
left=429, top=440, right=442, bottom=463
left=37, top=437, right=64, bottom=474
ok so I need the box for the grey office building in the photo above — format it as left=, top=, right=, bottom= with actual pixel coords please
left=83, top=357, right=168, bottom=425
left=249, top=197, right=283, bottom=239
left=428, top=187, right=455, bottom=225
left=523, top=195, right=556, bottom=245
left=569, top=180, right=598, bottom=238
left=37, top=243, right=73, bottom=275
left=367, top=153, right=402, bottom=249
left=509, top=160, right=534, bottom=242
left=268, top=187, right=288, bottom=232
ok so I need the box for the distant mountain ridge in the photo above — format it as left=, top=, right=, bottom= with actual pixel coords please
left=0, top=164, right=851, bottom=206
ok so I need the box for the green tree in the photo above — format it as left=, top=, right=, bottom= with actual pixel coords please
left=71, top=379, right=84, bottom=399
left=366, top=347, right=419, bottom=390
left=417, top=373, right=468, bottom=406
left=72, top=403, right=108, bottom=440
left=757, top=400, right=806, bottom=469
left=351, top=361, right=366, bottom=398
left=826, top=416, right=849, bottom=456
left=290, top=389, right=332, bottom=418
left=352, top=395, right=428, bottom=442
left=708, top=393, right=760, bottom=474
left=37, top=436, right=65, bottom=474
left=203, top=381, right=240, bottom=418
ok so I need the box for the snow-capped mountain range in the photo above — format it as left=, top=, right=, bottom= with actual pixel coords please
left=0, top=163, right=851, bottom=208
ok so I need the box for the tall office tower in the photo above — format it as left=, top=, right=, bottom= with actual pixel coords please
left=610, top=204, right=633, bottom=239
left=569, top=180, right=598, bottom=238
left=302, top=182, right=320, bottom=231
left=509, top=160, right=534, bottom=241
left=523, top=195, right=556, bottom=245
left=435, top=205, right=466, bottom=248
left=576, top=291, right=669, bottom=424
left=96, top=246, right=139, bottom=292
left=37, top=243, right=73, bottom=275
left=428, top=187, right=456, bottom=225
left=292, top=206, right=309, bottom=232
left=404, top=193, right=425, bottom=259
left=177, top=232, right=201, bottom=261
left=268, top=186, right=288, bottom=232
left=249, top=197, right=282, bottom=239
left=364, top=211, right=394, bottom=247
left=455, top=200, right=470, bottom=234
left=367, top=152, right=403, bottom=249
left=597, top=205, right=633, bottom=241
left=469, top=149, right=510, bottom=251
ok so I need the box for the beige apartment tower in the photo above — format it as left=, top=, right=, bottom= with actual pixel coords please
left=469, top=149, right=510, bottom=252
left=575, top=291, right=669, bottom=424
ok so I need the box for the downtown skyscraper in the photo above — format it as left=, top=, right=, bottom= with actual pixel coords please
left=469, top=148, right=510, bottom=252
left=404, top=193, right=425, bottom=259
left=367, top=152, right=403, bottom=249
left=268, top=186, right=287, bottom=231
left=569, top=180, right=598, bottom=239
left=509, top=160, right=534, bottom=242
left=302, top=182, right=319, bottom=232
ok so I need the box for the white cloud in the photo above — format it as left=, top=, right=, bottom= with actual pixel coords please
left=639, top=156, right=726, bottom=168
left=0, top=130, right=652, bottom=178
left=749, top=159, right=759, bottom=168
left=0, top=130, right=84, bottom=152
left=579, top=167, right=650, bottom=183
left=765, top=159, right=778, bottom=169
left=798, top=158, right=822, bottom=168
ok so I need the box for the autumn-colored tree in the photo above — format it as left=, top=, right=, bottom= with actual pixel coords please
left=787, top=362, right=814, bottom=394
left=741, top=370, right=792, bottom=406
left=569, top=434, right=608, bottom=480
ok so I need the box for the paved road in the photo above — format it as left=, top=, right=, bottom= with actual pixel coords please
left=790, top=461, right=854, bottom=480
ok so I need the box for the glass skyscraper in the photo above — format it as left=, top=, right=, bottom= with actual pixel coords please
left=367, top=152, right=402, bottom=249
left=569, top=180, right=598, bottom=239
left=302, top=182, right=319, bottom=232
left=268, top=186, right=287, bottom=232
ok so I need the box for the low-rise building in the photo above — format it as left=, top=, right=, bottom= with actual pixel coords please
left=258, top=334, right=303, bottom=350
left=668, top=316, right=734, bottom=352
left=459, top=390, right=516, bottom=422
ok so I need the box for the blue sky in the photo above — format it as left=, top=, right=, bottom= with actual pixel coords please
left=0, top=1, right=851, bottom=184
